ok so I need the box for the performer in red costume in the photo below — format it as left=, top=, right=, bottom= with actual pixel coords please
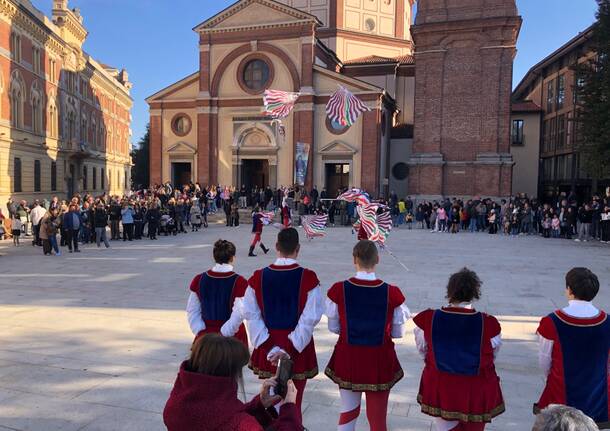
left=535, top=267, right=609, bottom=429
left=414, top=268, right=504, bottom=431
left=325, top=240, right=410, bottom=431
left=241, top=228, right=323, bottom=423
left=281, top=198, right=292, bottom=229
left=186, top=239, right=249, bottom=346
left=250, top=205, right=270, bottom=257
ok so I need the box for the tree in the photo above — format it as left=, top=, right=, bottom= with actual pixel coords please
left=573, top=0, right=610, bottom=193
left=131, top=124, right=150, bottom=189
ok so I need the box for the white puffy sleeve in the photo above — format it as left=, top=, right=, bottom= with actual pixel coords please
left=241, top=287, right=270, bottom=348
left=391, top=303, right=411, bottom=338
left=288, top=286, right=324, bottom=353
left=325, top=297, right=340, bottom=335
left=186, top=292, right=206, bottom=335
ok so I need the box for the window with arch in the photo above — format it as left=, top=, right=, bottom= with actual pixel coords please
left=81, top=115, right=88, bottom=143
left=10, top=32, right=21, bottom=63
left=101, top=167, right=105, bottom=189
left=10, top=75, right=25, bottom=128
left=31, top=82, right=43, bottom=134
left=67, top=111, right=76, bottom=142
left=91, top=119, right=97, bottom=148
left=48, top=100, right=58, bottom=138
left=92, top=166, right=97, bottom=190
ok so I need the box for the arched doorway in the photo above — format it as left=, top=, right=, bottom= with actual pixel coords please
left=233, top=123, right=278, bottom=190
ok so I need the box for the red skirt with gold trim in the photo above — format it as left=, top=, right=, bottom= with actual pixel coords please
left=417, top=366, right=505, bottom=423
left=249, top=329, right=318, bottom=380
left=325, top=343, right=403, bottom=392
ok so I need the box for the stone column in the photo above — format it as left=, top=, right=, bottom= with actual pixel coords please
left=149, top=113, right=162, bottom=186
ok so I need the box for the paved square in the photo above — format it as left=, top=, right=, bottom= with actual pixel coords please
left=0, top=225, right=608, bottom=431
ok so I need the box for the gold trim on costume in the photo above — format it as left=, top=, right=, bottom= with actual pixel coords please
left=249, top=363, right=318, bottom=380
left=325, top=368, right=404, bottom=392
left=553, top=311, right=608, bottom=327
left=417, top=394, right=505, bottom=423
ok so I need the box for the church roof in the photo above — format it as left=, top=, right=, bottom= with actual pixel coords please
left=343, top=54, right=414, bottom=66
left=193, top=0, right=322, bottom=32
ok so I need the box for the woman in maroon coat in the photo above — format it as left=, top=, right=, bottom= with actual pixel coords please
left=164, top=334, right=301, bottom=431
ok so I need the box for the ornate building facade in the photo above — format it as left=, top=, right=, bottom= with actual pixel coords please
left=0, top=0, right=133, bottom=212
left=148, top=0, right=521, bottom=199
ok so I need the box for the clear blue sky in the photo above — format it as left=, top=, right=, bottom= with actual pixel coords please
left=36, top=0, right=598, bottom=146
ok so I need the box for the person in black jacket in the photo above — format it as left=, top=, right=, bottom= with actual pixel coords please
left=108, top=200, right=122, bottom=240
left=93, top=202, right=110, bottom=248
left=133, top=203, right=145, bottom=240
left=146, top=204, right=160, bottom=240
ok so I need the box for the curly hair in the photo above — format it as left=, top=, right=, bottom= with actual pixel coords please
left=446, top=267, right=482, bottom=304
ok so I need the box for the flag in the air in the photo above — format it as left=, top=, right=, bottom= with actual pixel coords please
left=263, top=89, right=300, bottom=119
left=257, top=211, right=276, bottom=225
left=326, top=86, right=371, bottom=127
left=337, top=188, right=370, bottom=206
left=302, top=215, right=328, bottom=239
left=356, top=204, right=392, bottom=246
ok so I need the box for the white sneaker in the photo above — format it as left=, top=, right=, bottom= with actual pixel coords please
left=574, top=239, right=581, bottom=242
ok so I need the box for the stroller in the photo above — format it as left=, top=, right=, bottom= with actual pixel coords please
left=160, top=214, right=177, bottom=236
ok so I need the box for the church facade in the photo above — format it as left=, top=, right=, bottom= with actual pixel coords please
left=147, top=0, right=521, bottom=199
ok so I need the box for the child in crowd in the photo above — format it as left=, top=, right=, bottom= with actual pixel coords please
left=406, top=212, right=414, bottom=230
left=542, top=216, right=551, bottom=238
left=534, top=268, right=609, bottom=428
left=488, top=210, right=497, bottom=234
left=186, top=239, right=249, bottom=346
left=551, top=214, right=561, bottom=238
left=414, top=268, right=504, bottom=431
left=11, top=215, right=22, bottom=246
left=325, top=240, right=410, bottom=431
left=510, top=213, right=520, bottom=236
left=241, top=228, right=323, bottom=422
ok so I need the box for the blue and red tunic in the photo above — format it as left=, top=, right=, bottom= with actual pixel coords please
left=325, top=278, right=405, bottom=391
left=252, top=213, right=264, bottom=234
left=248, top=263, right=320, bottom=380
left=189, top=270, right=249, bottom=346
left=536, top=310, right=610, bottom=427
left=414, top=308, right=505, bottom=423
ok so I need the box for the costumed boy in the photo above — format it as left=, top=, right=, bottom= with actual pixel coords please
left=325, top=240, right=410, bottom=431
left=413, top=268, right=504, bottom=431
left=242, top=227, right=323, bottom=422
left=186, top=239, right=249, bottom=346
left=249, top=205, right=270, bottom=257
left=535, top=267, right=609, bottom=429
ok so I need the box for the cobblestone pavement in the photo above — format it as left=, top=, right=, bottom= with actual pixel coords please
left=0, top=223, right=608, bottom=431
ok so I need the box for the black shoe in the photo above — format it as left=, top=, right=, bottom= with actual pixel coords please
left=260, top=244, right=269, bottom=254
left=75, top=249, right=81, bottom=253
left=248, top=246, right=257, bottom=257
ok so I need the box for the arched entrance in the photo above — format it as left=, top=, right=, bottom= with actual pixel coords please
left=232, top=122, right=279, bottom=190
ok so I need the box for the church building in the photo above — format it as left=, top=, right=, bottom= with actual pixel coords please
left=147, top=0, right=521, bottom=199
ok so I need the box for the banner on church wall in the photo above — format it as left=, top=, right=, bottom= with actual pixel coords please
left=295, top=142, right=310, bottom=186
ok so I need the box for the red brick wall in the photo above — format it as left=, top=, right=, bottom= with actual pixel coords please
left=361, top=109, right=381, bottom=194
left=149, top=115, right=162, bottom=185
left=197, top=113, right=210, bottom=185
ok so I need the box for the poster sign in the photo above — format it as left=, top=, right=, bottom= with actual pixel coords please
left=295, top=142, right=310, bottom=186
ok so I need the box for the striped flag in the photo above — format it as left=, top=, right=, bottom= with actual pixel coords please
left=356, top=204, right=392, bottom=246
left=337, top=188, right=370, bottom=206
left=257, top=211, right=276, bottom=225
left=263, top=89, right=300, bottom=119
left=302, top=215, right=328, bottom=239
left=326, top=86, right=371, bottom=127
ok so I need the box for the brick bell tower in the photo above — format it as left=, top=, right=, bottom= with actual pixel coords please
left=408, top=0, right=522, bottom=199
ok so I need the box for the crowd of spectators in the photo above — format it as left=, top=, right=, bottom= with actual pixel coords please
left=2, top=182, right=609, bottom=255
left=387, top=190, right=610, bottom=243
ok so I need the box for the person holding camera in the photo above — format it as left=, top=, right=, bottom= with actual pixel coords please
left=164, top=334, right=301, bottom=431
